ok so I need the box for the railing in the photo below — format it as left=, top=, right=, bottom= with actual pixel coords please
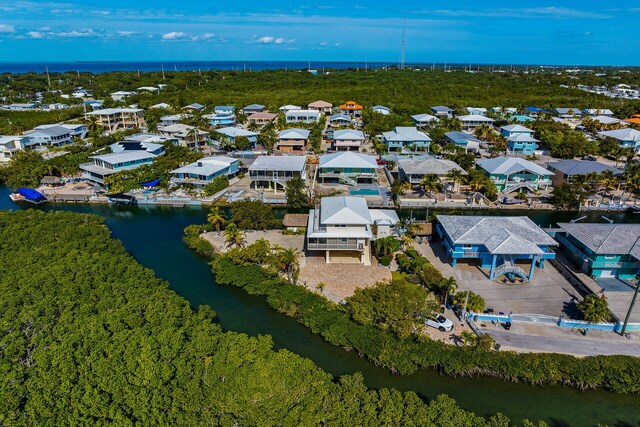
left=307, top=242, right=361, bottom=250
left=591, top=261, right=640, bottom=269
left=493, top=261, right=527, bottom=279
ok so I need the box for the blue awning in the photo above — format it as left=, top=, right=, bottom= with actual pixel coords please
left=139, top=178, right=161, bottom=187
left=17, top=188, right=46, bottom=201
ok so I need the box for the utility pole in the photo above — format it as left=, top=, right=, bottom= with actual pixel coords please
left=461, top=289, right=470, bottom=323
left=621, top=282, right=640, bottom=335
left=399, top=21, right=406, bottom=70
left=45, top=65, right=51, bottom=87
left=161, top=64, right=165, bottom=80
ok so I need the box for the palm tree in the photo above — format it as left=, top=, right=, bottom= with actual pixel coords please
left=276, top=247, right=299, bottom=284
left=186, top=128, right=200, bottom=150
left=578, top=294, right=610, bottom=324
left=315, top=282, right=326, bottom=293
left=419, top=174, right=442, bottom=196
left=459, top=331, right=476, bottom=346
left=375, top=236, right=398, bottom=258
left=223, top=223, right=246, bottom=248
left=445, top=169, right=464, bottom=193
left=206, top=207, right=226, bottom=232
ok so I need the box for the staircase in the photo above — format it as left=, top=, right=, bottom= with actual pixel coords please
left=502, top=181, right=535, bottom=196
left=338, top=173, right=358, bottom=187
left=493, top=259, right=528, bottom=281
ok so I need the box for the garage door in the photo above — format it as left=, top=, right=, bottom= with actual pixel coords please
left=600, top=270, right=615, bottom=278
left=329, top=251, right=361, bottom=264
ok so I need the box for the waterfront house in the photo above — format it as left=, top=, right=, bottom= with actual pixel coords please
left=397, top=157, right=467, bottom=191
left=170, top=156, right=239, bottom=188
left=501, top=124, right=538, bottom=156
left=110, top=91, right=137, bottom=101
left=597, top=128, right=640, bottom=151
left=160, top=114, right=192, bottom=126
left=477, top=157, right=553, bottom=194
left=277, top=128, right=310, bottom=152
left=24, top=126, right=73, bottom=148
left=279, top=105, right=302, bottom=113
left=318, top=151, right=378, bottom=186
left=585, top=108, right=614, bottom=117
left=555, top=107, right=582, bottom=118
left=182, top=103, right=205, bottom=112
left=84, top=108, right=144, bottom=132
left=203, top=113, right=236, bottom=126
left=444, top=131, right=480, bottom=152
left=240, top=104, right=265, bottom=115
left=285, top=109, right=320, bottom=124
left=306, top=196, right=398, bottom=265
left=80, top=151, right=157, bottom=185
left=381, top=127, right=431, bottom=152
left=0, top=135, right=26, bottom=164
left=247, top=112, right=278, bottom=128
left=214, top=127, right=258, bottom=147
left=556, top=223, right=640, bottom=280
left=412, top=114, right=439, bottom=128
left=458, top=114, right=494, bottom=131
left=436, top=215, right=558, bottom=280
left=249, top=155, right=307, bottom=193
left=339, top=101, right=363, bottom=118
left=328, top=113, right=352, bottom=127
left=546, top=160, right=622, bottom=186
left=373, top=105, right=391, bottom=115
left=466, top=107, right=487, bottom=116
left=308, top=100, right=333, bottom=115
left=157, top=123, right=209, bottom=149
left=215, top=106, right=235, bottom=115
left=110, top=140, right=165, bottom=156
left=331, top=129, right=365, bottom=151
left=431, top=106, right=454, bottom=118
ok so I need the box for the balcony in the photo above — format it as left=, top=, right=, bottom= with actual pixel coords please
left=307, top=238, right=363, bottom=251
left=591, top=261, right=640, bottom=269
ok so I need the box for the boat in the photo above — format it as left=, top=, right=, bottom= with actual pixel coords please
left=107, top=193, right=137, bottom=205
left=10, top=188, right=48, bottom=204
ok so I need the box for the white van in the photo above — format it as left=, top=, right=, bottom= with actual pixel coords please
left=425, top=314, right=454, bottom=332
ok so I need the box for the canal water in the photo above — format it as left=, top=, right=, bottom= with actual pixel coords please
left=2, top=186, right=639, bottom=426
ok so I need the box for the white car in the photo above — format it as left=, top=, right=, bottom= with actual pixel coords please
left=425, top=314, right=454, bottom=332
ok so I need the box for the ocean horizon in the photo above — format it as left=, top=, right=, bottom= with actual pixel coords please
left=0, top=60, right=634, bottom=74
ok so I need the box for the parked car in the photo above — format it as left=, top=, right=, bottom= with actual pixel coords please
left=425, top=314, right=454, bottom=332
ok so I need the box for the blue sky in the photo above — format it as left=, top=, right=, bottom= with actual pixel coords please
left=0, top=1, right=638, bottom=65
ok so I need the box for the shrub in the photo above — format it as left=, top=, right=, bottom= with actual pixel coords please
left=379, top=255, right=391, bottom=266
left=202, top=175, right=229, bottom=196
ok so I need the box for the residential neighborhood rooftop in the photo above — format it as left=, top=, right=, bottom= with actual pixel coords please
left=477, top=156, right=553, bottom=176
left=558, top=223, right=640, bottom=258
left=249, top=155, right=307, bottom=172
left=547, top=159, right=622, bottom=176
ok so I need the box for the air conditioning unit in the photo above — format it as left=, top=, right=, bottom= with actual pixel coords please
left=357, top=241, right=365, bottom=250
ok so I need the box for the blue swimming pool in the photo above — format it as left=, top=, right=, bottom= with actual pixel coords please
left=349, top=188, right=379, bottom=196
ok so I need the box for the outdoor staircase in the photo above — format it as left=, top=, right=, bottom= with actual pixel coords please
left=501, top=181, right=535, bottom=196
left=493, top=259, right=528, bottom=281
left=338, top=173, right=358, bottom=187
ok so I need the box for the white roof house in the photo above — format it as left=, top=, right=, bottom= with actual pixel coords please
left=215, top=127, right=258, bottom=139
left=458, top=114, right=494, bottom=130
left=319, top=151, right=378, bottom=169
left=285, top=109, right=320, bottom=123
left=137, top=86, right=160, bottom=92
left=150, top=102, right=171, bottom=109
left=597, top=129, right=640, bottom=150
left=590, top=115, right=620, bottom=125
left=373, top=105, right=391, bottom=115
left=501, top=124, right=533, bottom=133
left=398, top=157, right=467, bottom=180
left=279, top=105, right=302, bottom=112
left=249, top=155, right=307, bottom=173
left=585, top=108, right=614, bottom=117
left=466, top=107, right=487, bottom=116
left=171, top=156, right=238, bottom=177
left=0, top=135, right=26, bottom=163
left=279, top=128, right=311, bottom=140
left=477, top=157, right=553, bottom=176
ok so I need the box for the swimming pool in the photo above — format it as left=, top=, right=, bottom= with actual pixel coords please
left=349, top=188, right=379, bottom=196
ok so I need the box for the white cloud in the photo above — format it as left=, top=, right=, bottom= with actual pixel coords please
left=162, top=31, right=187, bottom=40
left=255, top=35, right=295, bottom=44
left=0, top=24, right=15, bottom=33
left=56, top=29, right=99, bottom=38
left=192, top=33, right=214, bottom=41
left=26, top=31, right=44, bottom=38
left=424, top=7, right=609, bottom=20
left=117, top=31, right=137, bottom=37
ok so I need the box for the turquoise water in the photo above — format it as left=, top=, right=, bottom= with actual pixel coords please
left=2, top=185, right=640, bottom=426
left=350, top=188, right=380, bottom=196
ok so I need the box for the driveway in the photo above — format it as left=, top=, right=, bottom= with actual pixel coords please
left=417, top=242, right=582, bottom=317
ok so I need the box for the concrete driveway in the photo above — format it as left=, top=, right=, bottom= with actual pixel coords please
left=418, top=242, right=582, bottom=317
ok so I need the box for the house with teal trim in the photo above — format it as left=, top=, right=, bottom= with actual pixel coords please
left=381, top=127, right=431, bottom=152
left=501, top=124, right=539, bottom=156
left=170, top=156, right=240, bottom=188
left=556, top=223, right=640, bottom=280
left=318, top=151, right=378, bottom=186
left=436, top=215, right=558, bottom=281
left=444, top=131, right=480, bottom=152
left=597, top=129, right=640, bottom=152
left=477, top=157, right=553, bottom=194
left=204, top=113, right=236, bottom=126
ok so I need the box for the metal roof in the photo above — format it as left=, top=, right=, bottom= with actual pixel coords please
left=171, top=156, right=238, bottom=176
left=431, top=106, right=454, bottom=112
left=215, top=127, right=257, bottom=138
left=25, top=125, right=71, bottom=137
left=438, top=215, right=557, bottom=254
left=91, top=151, right=156, bottom=164
left=501, top=124, right=533, bottom=133
left=320, top=196, right=372, bottom=225
left=279, top=128, right=310, bottom=139
left=591, top=116, right=620, bottom=125
left=507, top=133, right=539, bottom=143
left=382, top=127, right=431, bottom=142
left=249, top=155, right=306, bottom=172
left=333, top=129, right=364, bottom=140
left=458, top=114, right=494, bottom=122
left=477, top=157, right=553, bottom=176
left=308, top=100, right=332, bottom=108
left=86, top=108, right=142, bottom=115
left=546, top=160, right=621, bottom=176
left=319, top=151, right=377, bottom=169
left=598, top=128, right=640, bottom=142
left=412, top=113, right=439, bottom=123
left=329, top=113, right=351, bottom=122
left=445, top=131, right=480, bottom=142
left=558, top=223, right=640, bottom=259
left=398, top=157, right=467, bottom=176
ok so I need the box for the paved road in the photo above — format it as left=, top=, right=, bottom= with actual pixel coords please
left=488, top=329, right=640, bottom=357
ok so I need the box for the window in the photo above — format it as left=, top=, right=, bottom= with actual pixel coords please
left=604, top=255, right=616, bottom=260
